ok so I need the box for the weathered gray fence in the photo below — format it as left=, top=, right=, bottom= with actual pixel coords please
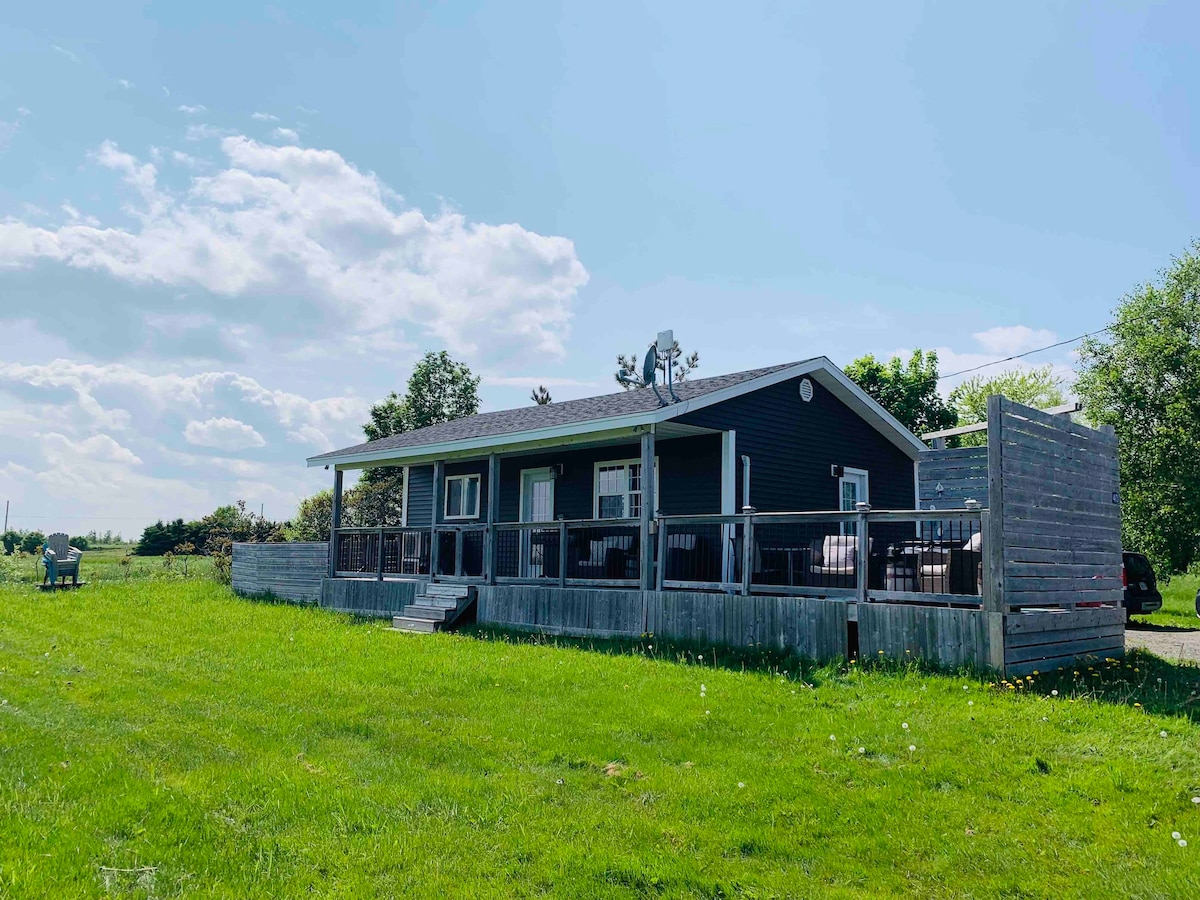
left=988, top=397, right=1122, bottom=610
left=857, top=604, right=995, bottom=669
left=477, top=585, right=850, bottom=659
left=320, top=578, right=420, bottom=617
left=231, top=542, right=328, bottom=604
left=918, top=446, right=989, bottom=509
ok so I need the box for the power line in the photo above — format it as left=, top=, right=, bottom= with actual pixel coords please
left=937, top=313, right=1154, bottom=381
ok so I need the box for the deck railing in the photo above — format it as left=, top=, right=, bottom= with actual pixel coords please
left=657, top=510, right=985, bottom=606
left=333, top=526, right=431, bottom=578
left=492, top=519, right=640, bottom=587
left=331, top=508, right=985, bottom=606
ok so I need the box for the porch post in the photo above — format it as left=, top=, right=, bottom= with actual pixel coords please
left=430, top=460, right=444, bottom=578
left=328, top=468, right=343, bottom=578
left=855, top=504, right=870, bottom=603
left=639, top=429, right=656, bottom=590
left=485, top=453, right=499, bottom=584
left=720, top=430, right=736, bottom=585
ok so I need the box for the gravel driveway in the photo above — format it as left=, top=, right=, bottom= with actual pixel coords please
left=1126, top=626, right=1200, bottom=665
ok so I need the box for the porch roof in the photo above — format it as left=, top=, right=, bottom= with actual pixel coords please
left=307, top=357, right=929, bottom=469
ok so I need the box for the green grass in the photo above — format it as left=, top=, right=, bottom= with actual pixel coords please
left=1, top=580, right=1199, bottom=898
left=1138, top=573, right=1200, bottom=630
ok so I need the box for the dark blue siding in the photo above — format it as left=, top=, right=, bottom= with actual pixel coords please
left=497, top=434, right=721, bottom=523
left=677, top=376, right=914, bottom=512
left=406, top=465, right=434, bottom=527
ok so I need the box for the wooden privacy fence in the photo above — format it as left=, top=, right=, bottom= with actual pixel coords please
left=231, top=541, right=328, bottom=604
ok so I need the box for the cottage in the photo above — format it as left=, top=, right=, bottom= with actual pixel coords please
left=308, top=358, right=930, bottom=591
left=231, top=356, right=1127, bottom=676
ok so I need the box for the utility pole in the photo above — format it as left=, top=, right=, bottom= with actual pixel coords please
left=3, top=500, right=8, bottom=533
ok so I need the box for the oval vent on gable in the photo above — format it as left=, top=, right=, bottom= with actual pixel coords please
left=799, top=378, right=814, bottom=402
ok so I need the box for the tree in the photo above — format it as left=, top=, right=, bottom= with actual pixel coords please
left=616, top=341, right=700, bottom=390
left=530, top=385, right=552, bottom=405
left=948, top=365, right=1066, bottom=447
left=19, top=531, right=46, bottom=555
left=1, top=530, right=19, bottom=555
left=351, top=351, right=482, bottom=525
left=1076, top=240, right=1200, bottom=574
left=69, top=535, right=90, bottom=551
left=844, top=350, right=957, bottom=437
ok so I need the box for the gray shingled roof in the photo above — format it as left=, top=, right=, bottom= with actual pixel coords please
left=310, top=360, right=808, bottom=461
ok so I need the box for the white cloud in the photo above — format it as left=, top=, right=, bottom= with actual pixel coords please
left=0, top=136, right=588, bottom=361
left=117, top=78, right=133, bottom=89
left=272, top=127, right=299, bottom=143
left=41, top=432, right=142, bottom=465
left=184, top=416, right=266, bottom=451
left=177, top=104, right=208, bottom=115
left=971, top=325, right=1057, bottom=357
left=251, top=112, right=279, bottom=122
left=0, top=359, right=368, bottom=451
left=185, top=123, right=233, bottom=141
left=52, top=44, right=80, bottom=64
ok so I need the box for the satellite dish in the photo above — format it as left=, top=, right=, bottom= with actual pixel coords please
left=642, top=347, right=658, bottom=385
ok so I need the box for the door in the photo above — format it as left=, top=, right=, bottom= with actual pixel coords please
left=839, top=468, right=869, bottom=535
left=520, top=469, right=556, bottom=577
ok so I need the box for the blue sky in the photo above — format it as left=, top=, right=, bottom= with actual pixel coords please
left=1, top=1, right=1196, bottom=535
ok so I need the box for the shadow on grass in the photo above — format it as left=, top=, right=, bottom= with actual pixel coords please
left=1128, top=620, right=1200, bottom=634
left=459, top=624, right=989, bottom=690
left=460, top=627, right=1200, bottom=722
left=1006, top=649, right=1200, bottom=723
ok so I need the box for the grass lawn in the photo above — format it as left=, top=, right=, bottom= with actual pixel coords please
left=1138, top=573, right=1200, bottom=630
left=1, top=580, right=1198, bottom=898
left=1, top=546, right=214, bottom=587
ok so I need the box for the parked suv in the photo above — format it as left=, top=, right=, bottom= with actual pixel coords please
left=1122, top=551, right=1162, bottom=620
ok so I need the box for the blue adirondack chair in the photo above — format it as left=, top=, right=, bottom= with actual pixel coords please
left=42, top=533, right=83, bottom=588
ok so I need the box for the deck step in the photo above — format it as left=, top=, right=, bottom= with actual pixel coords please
left=415, top=597, right=460, bottom=609
left=392, top=616, right=438, bottom=633
left=420, top=584, right=475, bottom=599
left=403, top=604, right=449, bottom=621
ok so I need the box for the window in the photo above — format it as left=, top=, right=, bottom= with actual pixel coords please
left=593, top=458, right=658, bottom=519
left=444, top=474, right=481, bottom=519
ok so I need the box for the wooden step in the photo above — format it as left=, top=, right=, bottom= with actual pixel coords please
left=404, top=604, right=449, bottom=620
left=421, top=584, right=475, bottom=600
left=392, top=616, right=438, bottom=633
left=415, top=597, right=460, bottom=610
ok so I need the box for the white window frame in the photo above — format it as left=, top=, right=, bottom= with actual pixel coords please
left=838, top=466, right=869, bottom=535
left=593, top=457, right=659, bottom=520
left=518, top=467, right=556, bottom=523
left=444, top=473, right=482, bottom=520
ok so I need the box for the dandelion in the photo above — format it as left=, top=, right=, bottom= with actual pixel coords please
left=1032, top=670, right=1039, bottom=676
left=1172, top=831, right=1182, bottom=840
left=701, top=684, right=707, bottom=692
left=1042, top=717, right=1048, bottom=722
left=705, top=710, right=710, bottom=715
left=556, top=778, right=564, bottom=785
left=1180, top=839, right=1188, bottom=847
left=908, top=745, right=916, bottom=752
left=1192, top=797, right=1200, bottom=805
left=968, top=701, right=974, bottom=707
left=963, top=685, right=970, bottom=691
left=1134, top=702, right=1142, bottom=708
left=830, top=734, right=836, bottom=741
left=1051, top=690, right=1058, bottom=697
left=698, top=655, right=704, bottom=662
left=858, top=747, right=866, bottom=754
left=1161, top=731, right=1168, bottom=738
left=737, top=782, right=745, bottom=788
left=902, top=722, right=909, bottom=730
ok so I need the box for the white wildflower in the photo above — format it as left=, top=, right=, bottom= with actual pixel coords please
left=1172, top=831, right=1182, bottom=840
left=908, top=745, right=916, bottom=752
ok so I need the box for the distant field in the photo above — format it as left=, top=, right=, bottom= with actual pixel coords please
left=1, top=546, right=214, bottom=585
left=1, top=577, right=1198, bottom=898
left=1140, top=572, right=1200, bottom=629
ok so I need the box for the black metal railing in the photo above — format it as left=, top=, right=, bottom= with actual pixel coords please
left=656, top=510, right=985, bottom=605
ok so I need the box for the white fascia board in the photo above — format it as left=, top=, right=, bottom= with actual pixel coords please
left=308, top=420, right=655, bottom=469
